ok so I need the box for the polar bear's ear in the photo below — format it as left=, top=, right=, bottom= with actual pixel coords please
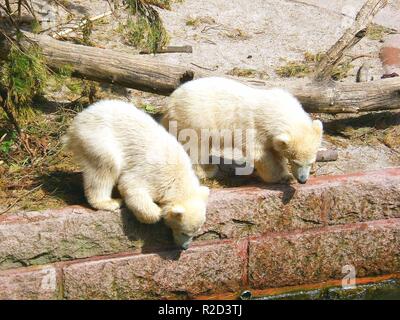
left=312, top=120, right=323, bottom=136
left=273, top=134, right=290, bottom=151
left=171, top=205, right=185, bottom=218
left=198, top=186, right=210, bottom=201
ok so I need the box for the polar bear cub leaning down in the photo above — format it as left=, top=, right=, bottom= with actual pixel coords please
left=64, top=100, right=209, bottom=249
left=162, top=77, right=323, bottom=184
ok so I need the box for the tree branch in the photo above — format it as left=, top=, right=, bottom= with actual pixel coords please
left=314, top=0, right=388, bottom=82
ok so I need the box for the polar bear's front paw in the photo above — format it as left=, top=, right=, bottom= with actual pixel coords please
left=193, top=164, right=218, bottom=179
left=279, top=174, right=295, bottom=184
left=140, top=212, right=161, bottom=224
left=92, top=199, right=123, bottom=211
left=135, top=206, right=162, bottom=224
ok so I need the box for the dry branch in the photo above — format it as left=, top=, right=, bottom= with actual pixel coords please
left=139, top=45, right=193, bottom=54
left=314, top=0, right=388, bottom=81
left=50, top=11, right=114, bottom=39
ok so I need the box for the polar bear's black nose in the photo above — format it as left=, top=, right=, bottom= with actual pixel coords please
left=181, top=242, right=190, bottom=250
left=297, top=177, right=307, bottom=184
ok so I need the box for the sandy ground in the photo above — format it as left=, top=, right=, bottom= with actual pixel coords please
left=62, top=0, right=398, bottom=78
left=37, top=0, right=399, bottom=79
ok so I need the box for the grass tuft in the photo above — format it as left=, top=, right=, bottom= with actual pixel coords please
left=1, top=44, right=49, bottom=112
left=121, top=0, right=171, bottom=53
left=275, top=61, right=311, bottom=78
left=366, top=23, right=397, bottom=41
left=140, top=103, right=159, bottom=114
left=227, top=67, right=269, bottom=79
left=185, top=16, right=215, bottom=27
left=275, top=52, right=353, bottom=80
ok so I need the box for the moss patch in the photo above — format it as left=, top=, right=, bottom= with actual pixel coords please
left=331, top=61, right=353, bottom=81
left=140, top=103, right=159, bottom=114
left=1, top=44, right=49, bottom=113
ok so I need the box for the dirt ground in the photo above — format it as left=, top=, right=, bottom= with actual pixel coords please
left=0, top=0, right=399, bottom=213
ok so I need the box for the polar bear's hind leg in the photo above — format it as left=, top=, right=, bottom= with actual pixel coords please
left=83, top=165, right=122, bottom=211
left=74, top=136, right=123, bottom=211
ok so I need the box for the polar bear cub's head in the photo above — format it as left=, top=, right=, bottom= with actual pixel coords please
left=273, top=120, right=323, bottom=184
left=163, top=186, right=209, bottom=250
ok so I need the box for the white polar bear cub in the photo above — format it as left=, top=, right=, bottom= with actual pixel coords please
left=63, top=100, right=209, bottom=249
left=162, top=77, right=323, bottom=184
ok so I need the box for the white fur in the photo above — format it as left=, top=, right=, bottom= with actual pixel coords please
left=162, top=77, right=323, bottom=183
left=64, top=100, right=208, bottom=246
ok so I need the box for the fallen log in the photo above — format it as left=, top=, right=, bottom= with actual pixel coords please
left=233, top=76, right=400, bottom=113
left=0, top=30, right=399, bottom=113
left=316, top=148, right=338, bottom=162
left=0, top=31, right=194, bottom=95
left=260, top=77, right=400, bottom=113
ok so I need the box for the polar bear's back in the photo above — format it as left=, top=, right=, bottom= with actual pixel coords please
left=167, top=77, right=310, bottom=133
left=71, top=99, right=158, bottom=136
left=67, top=100, right=160, bottom=150
left=65, top=100, right=188, bottom=175
left=168, top=77, right=255, bottom=130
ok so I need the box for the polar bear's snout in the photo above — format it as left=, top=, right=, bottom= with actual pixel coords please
left=289, top=155, right=318, bottom=184
left=291, top=162, right=312, bottom=184
left=172, top=231, right=193, bottom=250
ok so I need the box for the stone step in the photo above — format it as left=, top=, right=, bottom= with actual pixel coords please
left=0, top=218, right=399, bottom=299
left=1, top=168, right=399, bottom=271
left=0, top=168, right=399, bottom=299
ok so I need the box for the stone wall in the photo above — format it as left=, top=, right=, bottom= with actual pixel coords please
left=0, top=168, right=399, bottom=299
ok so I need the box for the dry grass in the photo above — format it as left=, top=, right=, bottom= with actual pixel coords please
left=275, top=52, right=353, bottom=80
left=366, top=23, right=397, bottom=41
left=185, top=16, right=216, bottom=27
left=227, top=67, right=269, bottom=79
left=223, top=28, right=251, bottom=40
left=275, top=61, right=311, bottom=78
left=382, top=127, right=400, bottom=149
left=120, top=0, right=170, bottom=53
left=0, top=104, right=83, bottom=213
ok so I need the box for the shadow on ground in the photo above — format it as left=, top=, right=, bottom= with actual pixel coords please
left=323, top=111, right=400, bottom=138
left=38, top=170, right=86, bottom=206
left=38, top=170, right=184, bottom=258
